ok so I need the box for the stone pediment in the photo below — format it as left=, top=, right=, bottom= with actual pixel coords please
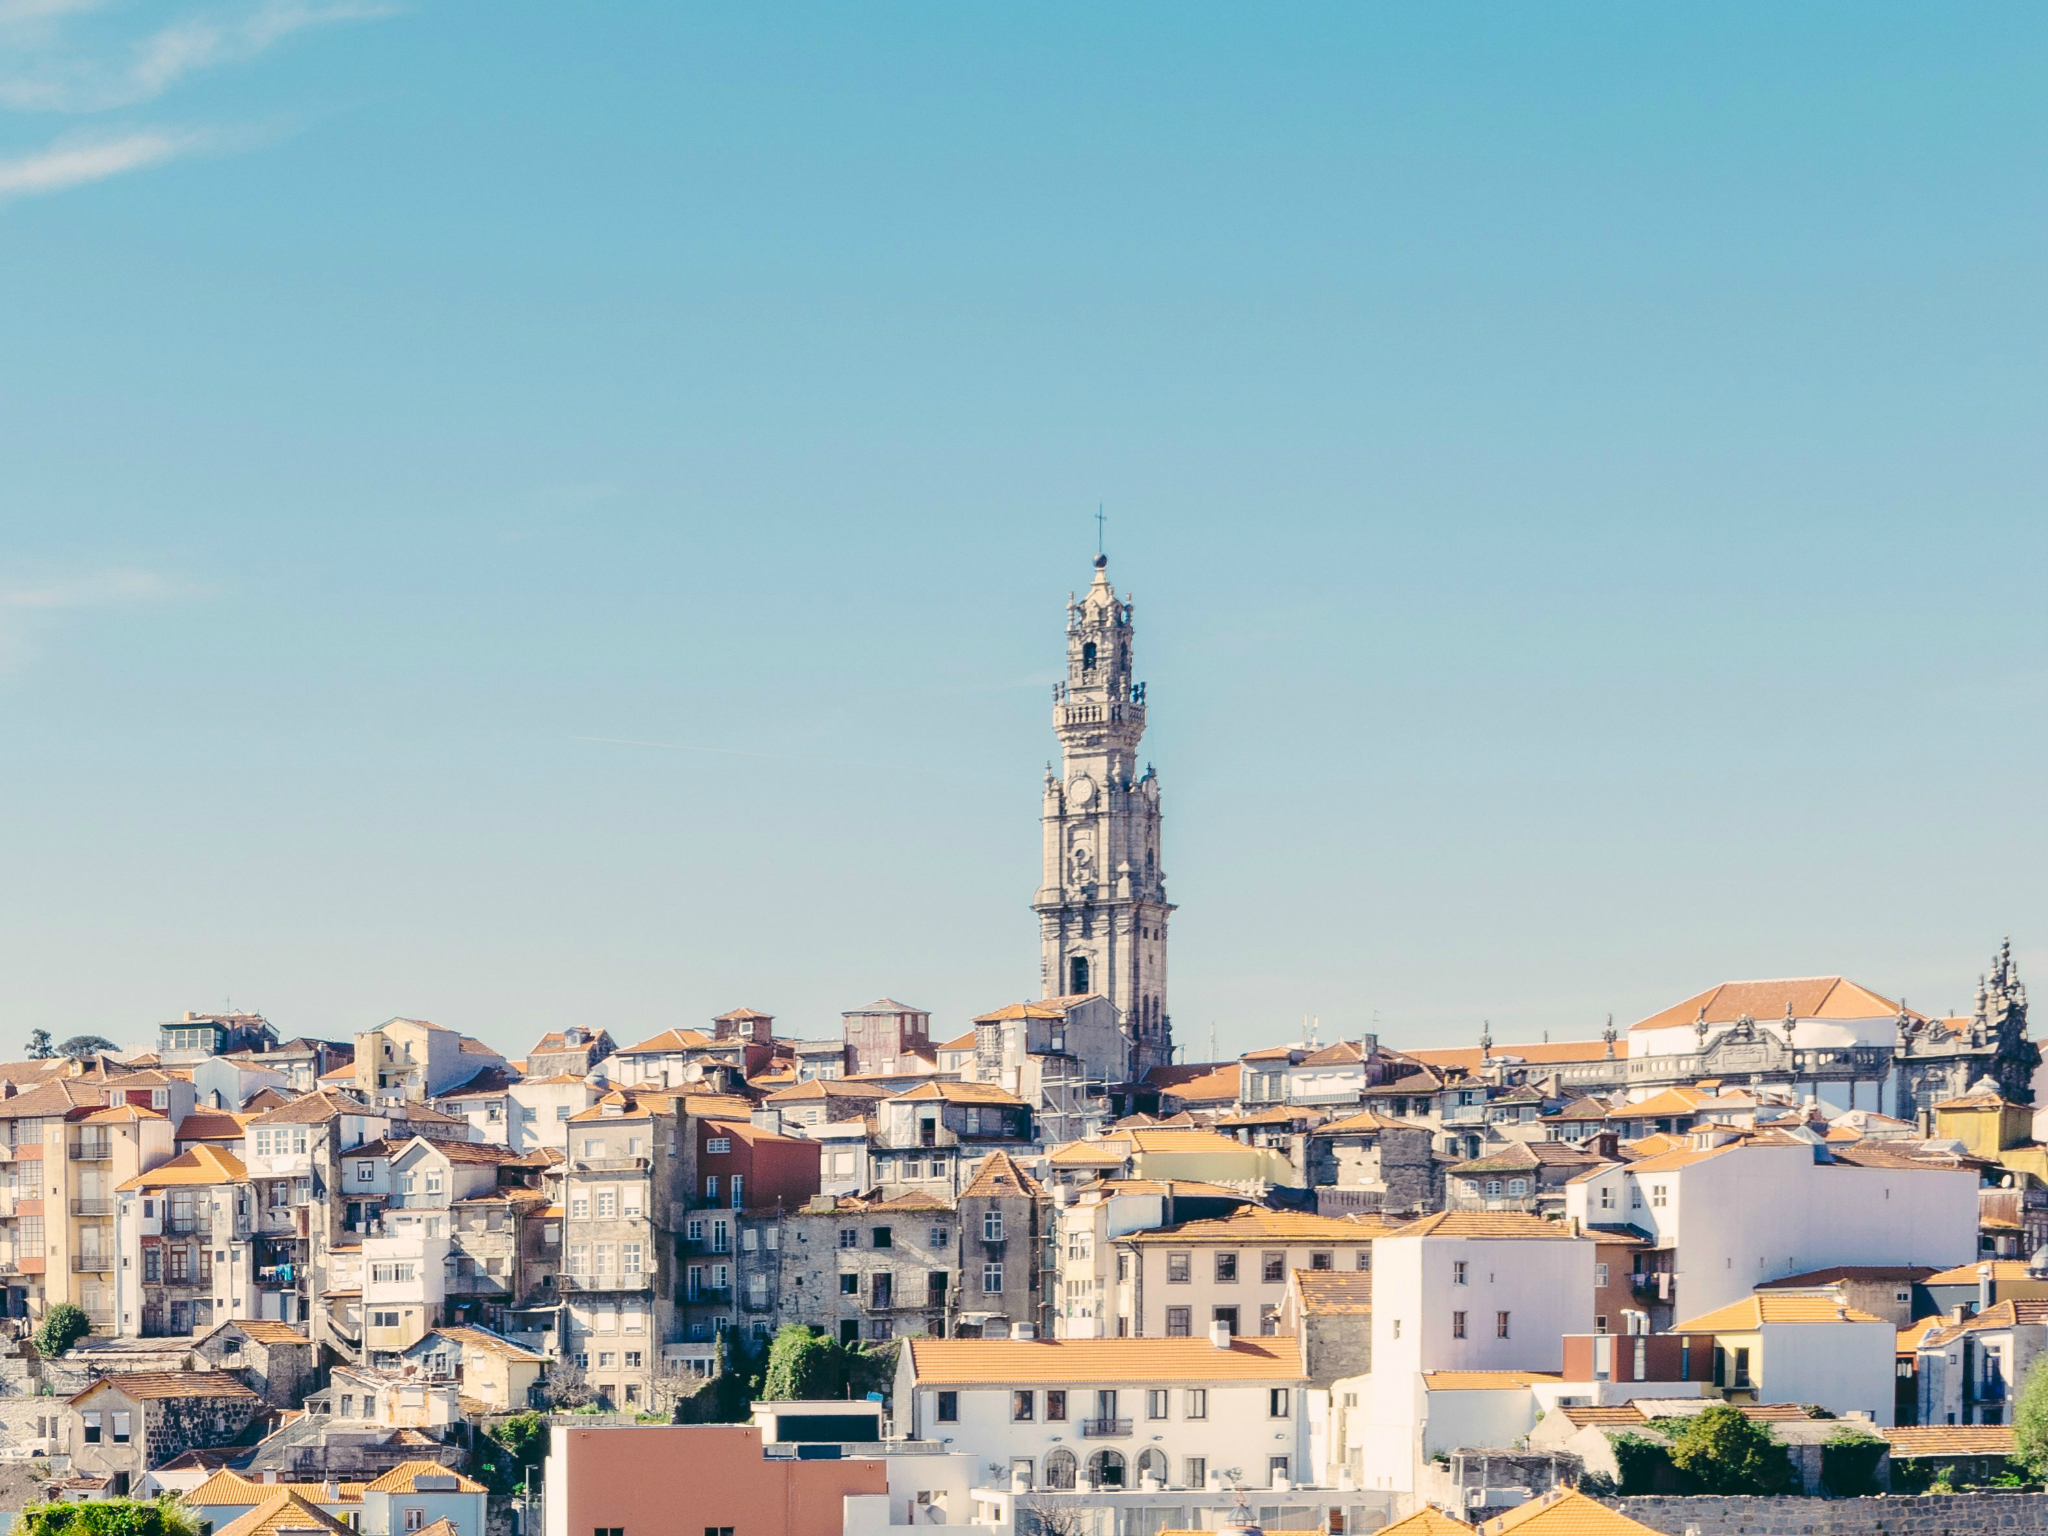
left=1700, top=1015, right=1793, bottom=1076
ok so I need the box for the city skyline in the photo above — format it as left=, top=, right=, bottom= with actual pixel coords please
left=3, top=7, right=2044, bottom=1057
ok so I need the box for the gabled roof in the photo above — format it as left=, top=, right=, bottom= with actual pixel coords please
left=116, top=1146, right=248, bottom=1190
left=430, top=1325, right=545, bottom=1362
left=615, top=1028, right=719, bottom=1056
left=960, top=1149, right=1043, bottom=1201
left=212, top=1319, right=312, bottom=1347
left=1392, top=1211, right=1582, bottom=1240
left=362, top=1461, right=486, bottom=1494
left=248, top=1090, right=377, bottom=1126
left=1363, top=1066, right=1447, bottom=1096
left=1610, top=1087, right=1717, bottom=1118
left=1478, top=1488, right=1670, bottom=1536
left=904, top=1335, right=1305, bottom=1385
left=1297, top=1040, right=1367, bottom=1067
left=891, top=1080, right=1026, bottom=1107
left=1632, top=977, right=1909, bottom=1033
left=1215, top=1106, right=1328, bottom=1129
left=1926, top=1258, right=2041, bottom=1285
left=972, top=997, right=1098, bottom=1023
left=1405, top=1041, right=1622, bottom=1071
left=214, top=1491, right=355, bottom=1536
left=764, top=1079, right=892, bottom=1104
left=1448, top=1141, right=1606, bottom=1176
left=935, top=1030, right=978, bottom=1052
left=1545, top=1096, right=1616, bottom=1122
left=1918, top=1297, right=2048, bottom=1347
left=1374, top=1511, right=1475, bottom=1536
left=1313, top=1109, right=1430, bottom=1135
left=1123, top=1126, right=1261, bottom=1156
left=1674, top=1294, right=1888, bottom=1331
left=81, top=1103, right=167, bottom=1124
left=848, top=997, right=924, bottom=1015
left=69, top=1370, right=260, bottom=1404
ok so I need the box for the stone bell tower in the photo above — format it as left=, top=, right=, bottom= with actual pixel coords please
left=1033, top=555, right=1174, bottom=1077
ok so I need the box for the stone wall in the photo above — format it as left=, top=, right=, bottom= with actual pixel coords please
left=1601, top=1491, right=2048, bottom=1536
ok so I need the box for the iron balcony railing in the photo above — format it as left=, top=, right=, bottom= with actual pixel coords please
left=1078, top=1418, right=1133, bottom=1438
left=70, top=1198, right=114, bottom=1217
left=70, top=1253, right=113, bottom=1273
left=68, top=1142, right=112, bottom=1162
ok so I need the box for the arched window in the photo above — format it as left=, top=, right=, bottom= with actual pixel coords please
left=1069, top=956, right=1089, bottom=995
left=1136, top=1448, right=1167, bottom=1486
left=1087, top=1449, right=1126, bottom=1489
left=1043, top=1450, right=1077, bottom=1490
left=1082, top=641, right=1097, bottom=672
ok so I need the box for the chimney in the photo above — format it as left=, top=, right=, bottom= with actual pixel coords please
left=1979, top=1262, right=1996, bottom=1312
left=1208, top=1320, right=1232, bottom=1349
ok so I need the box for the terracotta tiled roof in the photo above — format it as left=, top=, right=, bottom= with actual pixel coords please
left=248, top=1091, right=376, bottom=1126
left=904, top=1335, right=1305, bottom=1384
left=70, top=1370, right=260, bottom=1404
left=1556, top=1404, right=1655, bottom=1428
left=1674, top=1294, right=1887, bottom=1331
left=933, top=1031, right=978, bottom=1052
left=1756, top=1264, right=1937, bottom=1289
left=1448, top=1142, right=1605, bottom=1176
left=432, top=1325, right=544, bottom=1361
left=890, top=1080, right=1026, bottom=1107
left=116, top=1146, right=248, bottom=1190
left=1631, top=977, right=1909, bottom=1034
left=1609, top=1087, right=1717, bottom=1118
left=1405, top=1041, right=1623, bottom=1072
left=1422, top=1371, right=1561, bottom=1390
left=1478, top=1488, right=1670, bottom=1536
left=176, top=1110, right=253, bottom=1142
left=960, top=1149, right=1043, bottom=1201
left=1363, top=1066, right=1447, bottom=1096
left=1290, top=1270, right=1372, bottom=1315
left=1926, top=1258, right=2038, bottom=1285
left=1215, top=1106, right=1327, bottom=1128
left=1374, top=1510, right=1476, bottom=1536
left=213, top=1492, right=356, bottom=1536
left=1314, top=1110, right=1429, bottom=1135
left=1886, top=1424, right=2016, bottom=1457
left=764, top=1079, right=892, bottom=1104
left=615, top=1028, right=717, bottom=1056
left=220, top=1320, right=312, bottom=1346
left=363, top=1461, right=485, bottom=1494
left=1122, top=1126, right=1259, bottom=1155
left=1391, top=1211, right=1582, bottom=1240
left=1150, top=1063, right=1241, bottom=1102
left=1130, top=1207, right=1394, bottom=1244
left=1298, top=1040, right=1367, bottom=1067
left=972, top=999, right=1090, bottom=1023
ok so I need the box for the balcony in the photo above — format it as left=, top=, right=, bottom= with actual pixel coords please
left=1078, top=1418, right=1133, bottom=1438
left=70, top=1198, right=114, bottom=1217
left=68, top=1142, right=112, bottom=1162
left=559, top=1271, right=649, bottom=1293
left=572, top=1156, right=649, bottom=1173
left=71, top=1254, right=113, bottom=1273
left=256, top=1265, right=301, bottom=1288
left=679, top=1284, right=733, bottom=1306
left=165, top=1218, right=213, bottom=1238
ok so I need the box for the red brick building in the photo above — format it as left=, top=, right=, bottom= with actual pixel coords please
left=695, top=1118, right=821, bottom=1213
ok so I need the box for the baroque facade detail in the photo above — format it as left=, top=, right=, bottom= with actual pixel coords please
left=1033, top=555, right=1174, bottom=1078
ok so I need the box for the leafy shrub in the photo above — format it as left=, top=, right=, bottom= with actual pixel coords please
left=33, top=1304, right=90, bottom=1359
left=1664, top=1405, right=1794, bottom=1495
left=19, top=1498, right=200, bottom=1536
left=1607, top=1432, right=1674, bottom=1495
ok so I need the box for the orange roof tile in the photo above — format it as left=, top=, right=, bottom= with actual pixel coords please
left=1479, top=1489, right=1670, bottom=1536
left=1886, top=1424, right=2016, bottom=1457
left=1674, top=1294, right=1888, bottom=1331
left=116, top=1145, right=248, bottom=1191
left=1392, top=1211, right=1583, bottom=1240
left=1130, top=1207, right=1395, bottom=1244
left=1373, top=1510, right=1476, bottom=1536
left=363, top=1460, right=485, bottom=1494
left=1406, top=1041, right=1624, bottom=1072
left=213, top=1492, right=355, bottom=1536
left=1632, top=977, right=1909, bottom=1034
left=1423, top=1371, right=1561, bottom=1390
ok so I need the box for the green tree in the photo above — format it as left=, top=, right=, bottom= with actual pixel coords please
left=1820, top=1427, right=1889, bottom=1497
left=1665, top=1405, right=1794, bottom=1495
left=57, top=1036, right=119, bottom=1061
left=761, top=1325, right=840, bottom=1400
left=1606, top=1432, right=1673, bottom=1495
left=482, top=1410, right=548, bottom=1494
left=18, top=1497, right=200, bottom=1536
left=33, top=1303, right=91, bottom=1358
left=2015, top=1355, right=2048, bottom=1478
left=25, top=1030, right=53, bottom=1061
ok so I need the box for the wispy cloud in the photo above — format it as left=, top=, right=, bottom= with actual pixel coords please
left=0, top=0, right=390, bottom=112
left=0, top=125, right=208, bottom=200
left=0, top=566, right=194, bottom=668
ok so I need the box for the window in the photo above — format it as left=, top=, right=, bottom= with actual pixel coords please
left=703, top=1176, right=718, bottom=1203
left=1259, top=1303, right=1280, bottom=1336
left=1268, top=1388, right=1291, bottom=1418
left=82, top=1412, right=101, bottom=1444
left=1013, top=1391, right=1034, bottom=1422
left=1262, top=1251, right=1284, bottom=1283
left=873, top=1227, right=893, bottom=1249
left=111, top=1411, right=130, bottom=1443
left=570, top=1194, right=590, bottom=1219
left=404, top=1511, right=426, bottom=1533
left=936, top=1391, right=958, bottom=1423
left=930, top=1226, right=949, bottom=1247
left=568, top=1244, right=588, bottom=1275
left=1507, top=1178, right=1528, bottom=1197
left=1045, top=1390, right=1066, bottom=1421
left=706, top=1137, right=731, bottom=1154
left=1212, top=1306, right=1238, bottom=1335
left=1599, top=1185, right=1613, bottom=1209
left=1595, top=1263, right=1610, bottom=1287
left=597, top=1189, right=618, bottom=1219
left=1184, top=1388, right=1207, bottom=1419
left=1310, top=1251, right=1332, bottom=1271
left=706, top=1528, right=734, bottom=1536
left=1166, top=1251, right=1191, bottom=1283
left=1147, top=1389, right=1168, bottom=1420
left=372, top=1311, right=400, bottom=1328
left=1497, top=1311, right=1511, bottom=1339
left=841, top=1273, right=858, bottom=1295
left=1651, top=1184, right=1667, bottom=1208
left=1356, top=1249, right=1371, bottom=1271
left=1452, top=1311, right=1466, bottom=1338
left=1185, top=1457, right=1207, bottom=1488
left=839, top=1228, right=858, bottom=1249
left=1453, top=1260, right=1468, bottom=1285
left=983, top=1211, right=1005, bottom=1242
left=1165, top=1306, right=1191, bottom=1337
left=983, top=1263, right=1003, bottom=1293
left=1393, top=1319, right=1402, bottom=1339
left=1215, top=1252, right=1238, bottom=1283
left=1269, top=1456, right=1290, bottom=1485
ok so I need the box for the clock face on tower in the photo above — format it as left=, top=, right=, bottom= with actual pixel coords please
left=1068, top=775, right=1096, bottom=807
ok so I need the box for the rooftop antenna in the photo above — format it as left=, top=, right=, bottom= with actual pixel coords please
left=1096, top=503, right=1107, bottom=558
left=1209, top=1022, right=1218, bottom=1063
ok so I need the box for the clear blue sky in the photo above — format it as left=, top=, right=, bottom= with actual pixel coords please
left=3, top=4, right=2044, bottom=1061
